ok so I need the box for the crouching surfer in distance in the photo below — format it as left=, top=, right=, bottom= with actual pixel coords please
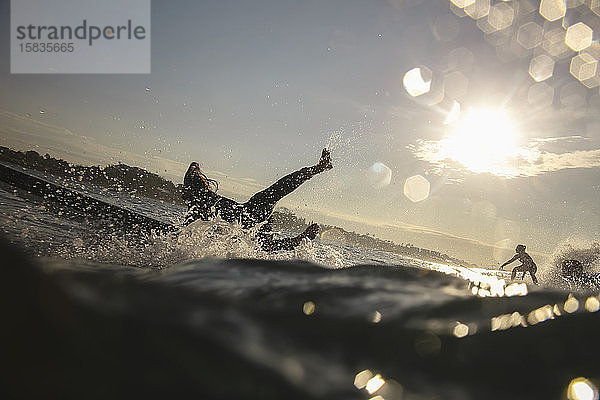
left=181, top=149, right=333, bottom=251
left=499, top=244, right=539, bottom=285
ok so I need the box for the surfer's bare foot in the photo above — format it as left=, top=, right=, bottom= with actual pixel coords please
left=314, top=148, right=333, bottom=173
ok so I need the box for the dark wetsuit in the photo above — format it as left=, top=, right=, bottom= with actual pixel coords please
left=501, top=251, right=539, bottom=285
left=254, top=218, right=305, bottom=251
left=183, top=167, right=315, bottom=229
left=182, top=169, right=217, bottom=224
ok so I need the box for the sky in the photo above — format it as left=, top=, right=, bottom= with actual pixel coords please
left=1, top=0, right=599, bottom=265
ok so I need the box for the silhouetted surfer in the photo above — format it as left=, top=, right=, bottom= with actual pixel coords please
left=182, top=149, right=333, bottom=250
left=500, top=244, right=539, bottom=285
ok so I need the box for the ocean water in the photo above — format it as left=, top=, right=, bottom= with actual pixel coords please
left=1, top=165, right=600, bottom=400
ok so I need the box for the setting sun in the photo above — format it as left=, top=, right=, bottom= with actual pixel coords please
left=439, top=108, right=523, bottom=176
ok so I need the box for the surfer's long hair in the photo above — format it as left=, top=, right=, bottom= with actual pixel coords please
left=202, top=172, right=219, bottom=192
left=185, top=162, right=219, bottom=192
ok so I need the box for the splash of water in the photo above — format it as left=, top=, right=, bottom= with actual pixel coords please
left=58, top=217, right=348, bottom=269
left=541, top=238, right=600, bottom=288
left=325, top=129, right=343, bottom=152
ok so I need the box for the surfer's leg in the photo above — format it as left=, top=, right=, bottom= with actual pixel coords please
left=530, top=270, right=539, bottom=285
left=249, top=149, right=332, bottom=207
left=511, top=266, right=518, bottom=280
left=513, top=265, right=528, bottom=281
left=241, top=149, right=332, bottom=228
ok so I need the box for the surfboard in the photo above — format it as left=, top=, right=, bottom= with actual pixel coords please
left=0, top=161, right=176, bottom=234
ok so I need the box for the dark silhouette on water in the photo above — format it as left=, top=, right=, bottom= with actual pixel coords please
left=0, top=149, right=329, bottom=252
left=0, top=148, right=320, bottom=251
left=561, top=259, right=600, bottom=289
left=500, top=244, right=539, bottom=285
left=182, top=149, right=332, bottom=250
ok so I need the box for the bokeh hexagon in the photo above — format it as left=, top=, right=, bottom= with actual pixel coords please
left=403, top=175, right=430, bottom=203
left=565, top=22, right=593, bottom=52
left=539, top=0, right=566, bottom=22
left=517, top=22, right=543, bottom=49
left=529, top=55, right=555, bottom=82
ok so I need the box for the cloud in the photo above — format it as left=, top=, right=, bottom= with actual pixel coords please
left=411, top=134, right=600, bottom=178
left=532, top=135, right=587, bottom=143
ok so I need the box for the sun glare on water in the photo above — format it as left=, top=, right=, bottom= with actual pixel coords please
left=439, top=108, right=523, bottom=176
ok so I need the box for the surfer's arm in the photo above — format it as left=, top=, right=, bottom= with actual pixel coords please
left=499, top=254, right=519, bottom=269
